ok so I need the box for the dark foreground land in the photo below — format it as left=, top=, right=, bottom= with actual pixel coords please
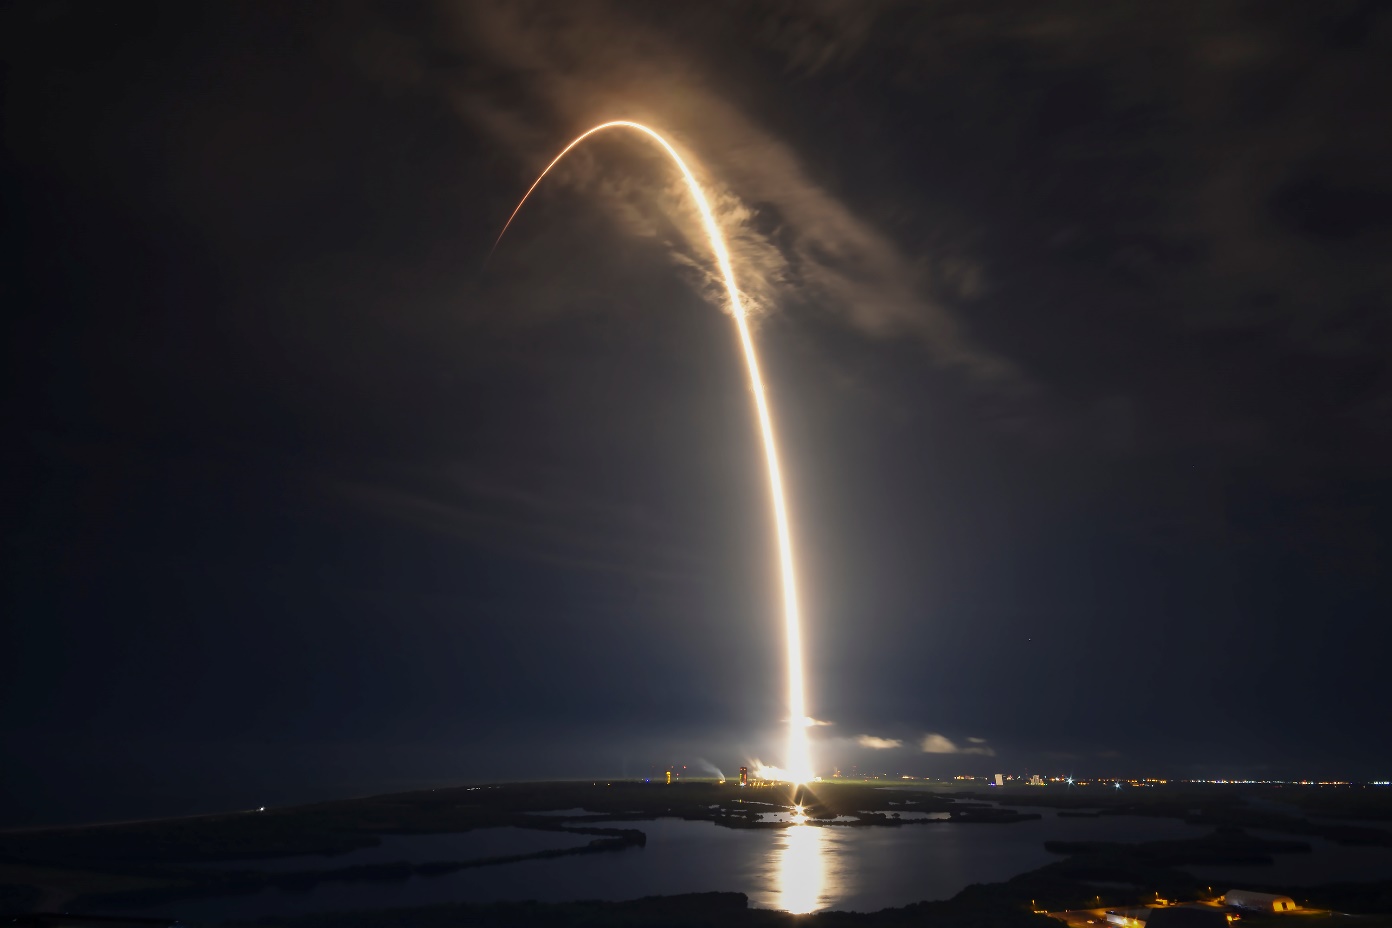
left=2, top=781, right=1391, bottom=926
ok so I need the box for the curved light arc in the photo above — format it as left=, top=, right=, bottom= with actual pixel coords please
left=491, top=121, right=812, bottom=783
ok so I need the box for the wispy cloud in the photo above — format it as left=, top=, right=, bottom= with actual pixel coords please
left=356, top=0, right=1021, bottom=385
left=750, top=1, right=883, bottom=76
left=856, top=734, right=904, bottom=750
left=921, top=733, right=995, bottom=756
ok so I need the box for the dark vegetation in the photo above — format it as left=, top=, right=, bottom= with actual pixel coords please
left=225, top=891, right=1058, bottom=928
left=1, top=782, right=1389, bottom=926
left=957, top=787, right=1392, bottom=846
left=1041, top=829, right=1314, bottom=866
left=220, top=869, right=1392, bottom=928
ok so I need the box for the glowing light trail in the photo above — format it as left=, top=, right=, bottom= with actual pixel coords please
left=492, top=121, right=813, bottom=783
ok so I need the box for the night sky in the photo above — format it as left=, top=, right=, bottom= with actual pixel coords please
left=4, top=1, right=1390, bottom=826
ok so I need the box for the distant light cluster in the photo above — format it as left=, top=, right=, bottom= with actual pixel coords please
left=829, top=773, right=1389, bottom=787
left=1183, top=779, right=1369, bottom=786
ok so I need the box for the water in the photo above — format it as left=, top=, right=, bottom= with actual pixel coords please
left=115, top=812, right=1216, bottom=922
left=195, top=827, right=593, bottom=872
left=523, top=808, right=593, bottom=817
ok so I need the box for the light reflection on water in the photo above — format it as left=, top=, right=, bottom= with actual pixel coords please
left=116, top=813, right=1250, bottom=921
left=776, top=825, right=825, bottom=913
left=774, top=824, right=844, bottom=914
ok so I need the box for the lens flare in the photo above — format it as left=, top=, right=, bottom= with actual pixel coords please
left=492, top=121, right=813, bottom=782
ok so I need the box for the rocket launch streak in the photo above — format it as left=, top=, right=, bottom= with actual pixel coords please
left=491, top=121, right=813, bottom=783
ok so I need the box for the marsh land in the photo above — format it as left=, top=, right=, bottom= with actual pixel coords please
left=3, top=781, right=1390, bottom=926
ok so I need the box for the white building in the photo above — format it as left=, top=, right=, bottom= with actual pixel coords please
left=1106, top=909, right=1148, bottom=928
left=1223, top=890, right=1299, bottom=912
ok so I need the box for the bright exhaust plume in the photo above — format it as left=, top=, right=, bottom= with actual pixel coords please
left=491, top=121, right=813, bottom=783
